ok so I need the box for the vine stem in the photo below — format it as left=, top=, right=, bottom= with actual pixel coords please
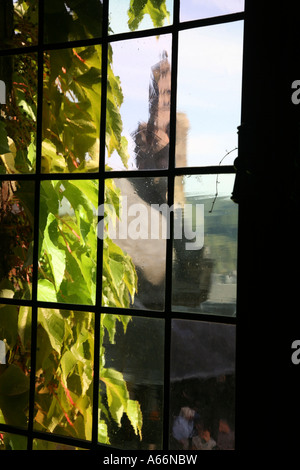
left=209, top=147, right=237, bottom=213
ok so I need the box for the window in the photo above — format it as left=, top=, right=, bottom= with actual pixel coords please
left=0, top=0, right=244, bottom=451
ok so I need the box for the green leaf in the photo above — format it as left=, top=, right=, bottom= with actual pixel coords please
left=38, top=308, right=65, bottom=354
left=62, top=180, right=95, bottom=223
left=61, top=350, right=77, bottom=386
left=75, top=67, right=101, bottom=89
left=98, top=419, right=110, bottom=444
left=127, top=399, right=143, bottom=439
left=69, top=179, right=99, bottom=210
left=0, top=121, right=10, bottom=154
left=101, top=367, right=129, bottom=426
left=37, top=279, right=58, bottom=302
left=41, top=213, right=66, bottom=291
left=0, top=305, right=19, bottom=348
left=0, top=365, right=30, bottom=396
left=17, top=306, right=31, bottom=351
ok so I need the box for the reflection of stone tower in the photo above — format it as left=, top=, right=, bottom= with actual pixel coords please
left=133, top=51, right=189, bottom=208
left=175, top=112, right=189, bottom=209
left=134, top=51, right=171, bottom=171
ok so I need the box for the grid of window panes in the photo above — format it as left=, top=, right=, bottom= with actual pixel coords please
left=0, top=0, right=243, bottom=451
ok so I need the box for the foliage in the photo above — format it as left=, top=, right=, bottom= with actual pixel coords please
left=127, top=0, right=170, bottom=31
left=0, top=0, right=172, bottom=446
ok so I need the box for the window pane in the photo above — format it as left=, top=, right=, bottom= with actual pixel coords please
left=0, top=181, right=35, bottom=300
left=38, top=180, right=98, bottom=305
left=109, top=0, right=173, bottom=35
left=0, top=305, right=31, bottom=429
left=44, top=0, right=102, bottom=44
left=0, top=0, right=38, bottom=50
left=0, top=53, right=38, bottom=174
left=176, top=22, right=243, bottom=167
left=102, top=177, right=167, bottom=310
left=34, top=309, right=94, bottom=441
left=172, top=174, right=237, bottom=316
left=42, top=47, right=101, bottom=173
left=99, top=314, right=164, bottom=449
left=170, top=319, right=235, bottom=450
left=0, top=432, right=27, bottom=450
left=180, top=0, right=244, bottom=22
left=106, top=35, right=171, bottom=171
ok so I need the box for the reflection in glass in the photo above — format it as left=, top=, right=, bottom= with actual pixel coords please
left=180, top=0, right=244, bottom=22
left=170, top=319, right=235, bottom=450
left=44, top=0, right=102, bottom=44
left=102, top=177, right=167, bottom=311
left=34, top=309, right=94, bottom=441
left=0, top=0, right=38, bottom=50
left=0, top=432, right=27, bottom=450
left=0, top=305, right=31, bottom=429
left=38, top=180, right=98, bottom=305
left=172, top=174, right=238, bottom=316
left=100, top=314, right=164, bottom=450
left=0, top=181, right=35, bottom=300
left=176, top=22, right=243, bottom=167
left=109, top=0, right=172, bottom=35
left=0, top=53, right=38, bottom=174
left=42, top=47, right=101, bottom=173
left=106, top=35, right=171, bottom=171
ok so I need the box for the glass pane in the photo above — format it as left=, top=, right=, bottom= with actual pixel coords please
left=109, top=0, right=173, bottom=34
left=180, top=0, right=244, bottom=22
left=42, top=46, right=101, bottom=173
left=101, top=177, right=167, bottom=310
left=106, top=35, right=171, bottom=171
left=176, top=22, right=243, bottom=167
left=99, top=314, right=164, bottom=450
left=44, top=0, right=102, bottom=44
left=0, top=53, right=38, bottom=174
left=34, top=309, right=94, bottom=441
left=172, top=174, right=237, bottom=316
left=38, top=180, right=98, bottom=305
left=0, top=432, right=27, bottom=450
left=0, top=181, right=35, bottom=300
left=0, top=305, right=31, bottom=429
left=0, top=0, right=38, bottom=50
left=170, top=319, right=236, bottom=450
left=33, top=438, right=86, bottom=450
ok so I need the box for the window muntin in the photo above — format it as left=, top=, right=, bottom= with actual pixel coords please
left=0, top=0, right=243, bottom=451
